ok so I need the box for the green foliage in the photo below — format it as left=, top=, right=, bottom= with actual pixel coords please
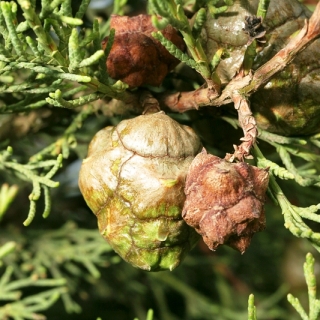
left=191, top=7, right=206, bottom=38
left=0, top=147, right=61, bottom=225
left=0, top=105, right=94, bottom=225
left=134, top=309, right=154, bottom=320
left=248, top=294, right=257, bottom=320
left=253, top=141, right=320, bottom=252
left=0, top=221, right=119, bottom=317
left=0, top=241, right=65, bottom=320
left=0, top=267, right=66, bottom=320
left=148, top=0, right=233, bottom=80
left=288, top=253, right=320, bottom=320
left=0, top=0, right=129, bottom=115
left=0, top=1, right=126, bottom=315
left=151, top=31, right=199, bottom=71
left=0, top=183, right=18, bottom=220
left=206, top=0, right=234, bottom=18
left=256, top=0, right=271, bottom=18
left=0, top=242, right=16, bottom=263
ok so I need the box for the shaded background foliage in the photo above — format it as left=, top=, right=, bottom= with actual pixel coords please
left=0, top=0, right=320, bottom=319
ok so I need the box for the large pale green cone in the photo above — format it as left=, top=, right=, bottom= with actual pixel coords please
left=79, top=112, right=201, bottom=271
left=202, top=0, right=320, bottom=136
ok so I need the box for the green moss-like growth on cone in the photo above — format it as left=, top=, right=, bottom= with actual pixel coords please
left=79, top=112, right=201, bottom=271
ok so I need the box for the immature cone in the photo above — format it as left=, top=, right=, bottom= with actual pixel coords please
left=202, top=0, right=320, bottom=135
left=79, top=112, right=201, bottom=271
left=251, top=0, right=320, bottom=135
left=182, top=149, right=269, bottom=253
left=102, top=14, right=185, bottom=87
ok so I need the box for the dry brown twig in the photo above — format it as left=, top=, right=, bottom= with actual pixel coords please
left=226, top=89, right=257, bottom=161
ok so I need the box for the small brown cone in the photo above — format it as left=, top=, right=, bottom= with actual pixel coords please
left=102, top=14, right=185, bottom=87
left=182, top=149, right=269, bottom=253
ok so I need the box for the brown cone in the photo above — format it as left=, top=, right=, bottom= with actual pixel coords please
left=102, top=14, right=185, bottom=87
left=182, top=149, right=269, bottom=253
